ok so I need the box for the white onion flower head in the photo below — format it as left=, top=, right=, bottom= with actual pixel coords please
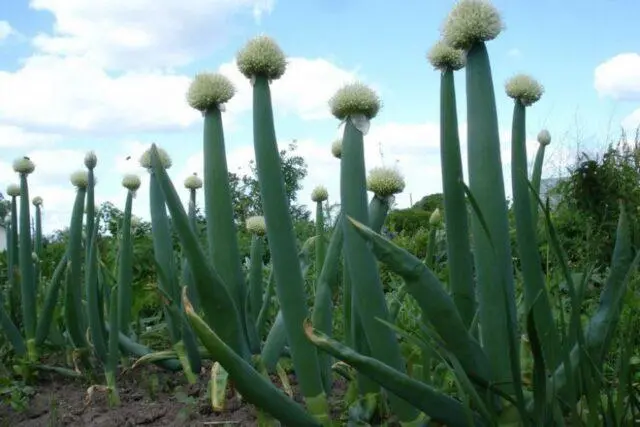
left=441, top=0, right=504, bottom=51
left=429, top=208, right=442, bottom=226
left=140, top=146, right=172, bottom=170
left=505, top=74, right=544, bottom=106
left=84, top=151, right=98, bottom=169
left=331, top=139, right=342, bottom=159
left=367, top=166, right=406, bottom=198
left=186, top=72, right=236, bottom=112
left=537, top=129, right=551, bottom=146
left=237, top=35, right=287, bottom=81
left=13, top=157, right=35, bottom=175
left=184, top=174, right=203, bottom=190
left=32, top=196, right=43, bottom=207
left=246, top=215, right=267, bottom=236
left=311, top=185, right=329, bottom=203
left=427, top=41, right=466, bottom=71
left=122, top=174, right=141, bottom=191
left=329, top=82, right=381, bottom=121
left=6, top=183, right=20, bottom=197
left=70, top=170, right=90, bottom=189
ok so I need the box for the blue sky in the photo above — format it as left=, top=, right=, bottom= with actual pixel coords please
left=0, top=0, right=638, bottom=233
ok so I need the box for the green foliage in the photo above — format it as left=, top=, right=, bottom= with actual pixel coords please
left=549, top=130, right=640, bottom=268
left=412, top=192, right=444, bottom=212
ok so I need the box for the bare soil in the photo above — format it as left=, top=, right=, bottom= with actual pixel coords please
left=0, top=362, right=348, bottom=427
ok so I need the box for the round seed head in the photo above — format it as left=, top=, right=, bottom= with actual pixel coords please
left=329, top=82, right=381, bottom=121
left=6, top=183, right=20, bottom=197
left=427, top=41, right=466, bottom=71
left=311, top=185, right=328, bottom=202
left=122, top=174, right=141, bottom=191
left=429, top=208, right=442, bottom=226
left=184, top=173, right=203, bottom=190
left=331, top=139, right=342, bottom=159
left=505, top=74, right=544, bottom=106
left=441, top=0, right=504, bottom=51
left=84, top=150, right=97, bottom=169
left=13, top=156, right=35, bottom=175
left=32, top=196, right=43, bottom=207
left=140, top=146, right=172, bottom=170
left=236, top=35, right=287, bottom=80
left=367, top=166, right=406, bottom=198
left=537, top=129, right=551, bottom=146
left=70, top=170, right=89, bottom=189
left=186, top=72, right=236, bottom=112
left=246, top=215, right=267, bottom=236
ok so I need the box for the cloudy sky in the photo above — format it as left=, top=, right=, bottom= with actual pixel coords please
left=0, top=0, right=638, bottom=234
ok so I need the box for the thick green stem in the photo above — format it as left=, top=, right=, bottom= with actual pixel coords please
left=34, top=204, right=42, bottom=291
left=311, top=213, right=344, bottom=394
left=465, top=42, right=518, bottom=391
left=530, top=144, right=547, bottom=227
left=249, top=235, right=265, bottom=327
left=65, top=187, right=88, bottom=351
left=314, top=201, right=326, bottom=282
left=340, top=117, right=420, bottom=422
left=202, top=107, right=251, bottom=351
left=251, top=75, right=329, bottom=421
left=440, top=68, right=477, bottom=330
left=117, top=191, right=134, bottom=335
left=510, top=100, right=561, bottom=370
left=183, top=188, right=200, bottom=312
left=18, top=174, right=36, bottom=360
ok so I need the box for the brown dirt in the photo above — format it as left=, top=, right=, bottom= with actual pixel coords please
left=0, top=361, right=349, bottom=427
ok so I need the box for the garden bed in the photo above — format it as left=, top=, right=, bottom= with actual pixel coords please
left=1, top=362, right=349, bottom=426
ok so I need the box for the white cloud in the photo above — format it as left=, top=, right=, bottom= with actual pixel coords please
left=594, top=53, right=640, bottom=101
left=0, top=125, right=61, bottom=148
left=0, top=21, right=13, bottom=41
left=0, top=55, right=361, bottom=135
left=623, top=109, right=640, bottom=132
left=30, top=0, right=275, bottom=70
left=0, top=55, right=198, bottom=134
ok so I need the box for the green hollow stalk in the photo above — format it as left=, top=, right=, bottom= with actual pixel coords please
left=149, top=172, right=201, bottom=382
left=35, top=254, right=68, bottom=346
left=251, top=75, right=329, bottom=423
left=351, top=195, right=395, bottom=409
left=148, top=145, right=249, bottom=362
left=86, top=222, right=108, bottom=363
left=314, top=201, right=327, bottom=281
left=149, top=173, right=181, bottom=344
left=65, top=185, right=88, bottom=352
left=106, top=283, right=121, bottom=406
left=368, top=195, right=391, bottom=233
left=510, top=99, right=561, bottom=370
left=202, top=106, right=252, bottom=351
left=256, top=270, right=275, bottom=337
left=465, top=41, right=518, bottom=391
left=311, top=212, right=344, bottom=394
left=183, top=187, right=200, bottom=312
left=117, top=190, right=134, bottom=335
left=530, top=143, right=547, bottom=228
left=8, top=200, right=19, bottom=325
left=33, top=202, right=42, bottom=291
left=18, top=173, right=37, bottom=360
left=248, top=233, right=265, bottom=327
left=438, top=68, right=476, bottom=329
left=340, top=118, right=421, bottom=423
